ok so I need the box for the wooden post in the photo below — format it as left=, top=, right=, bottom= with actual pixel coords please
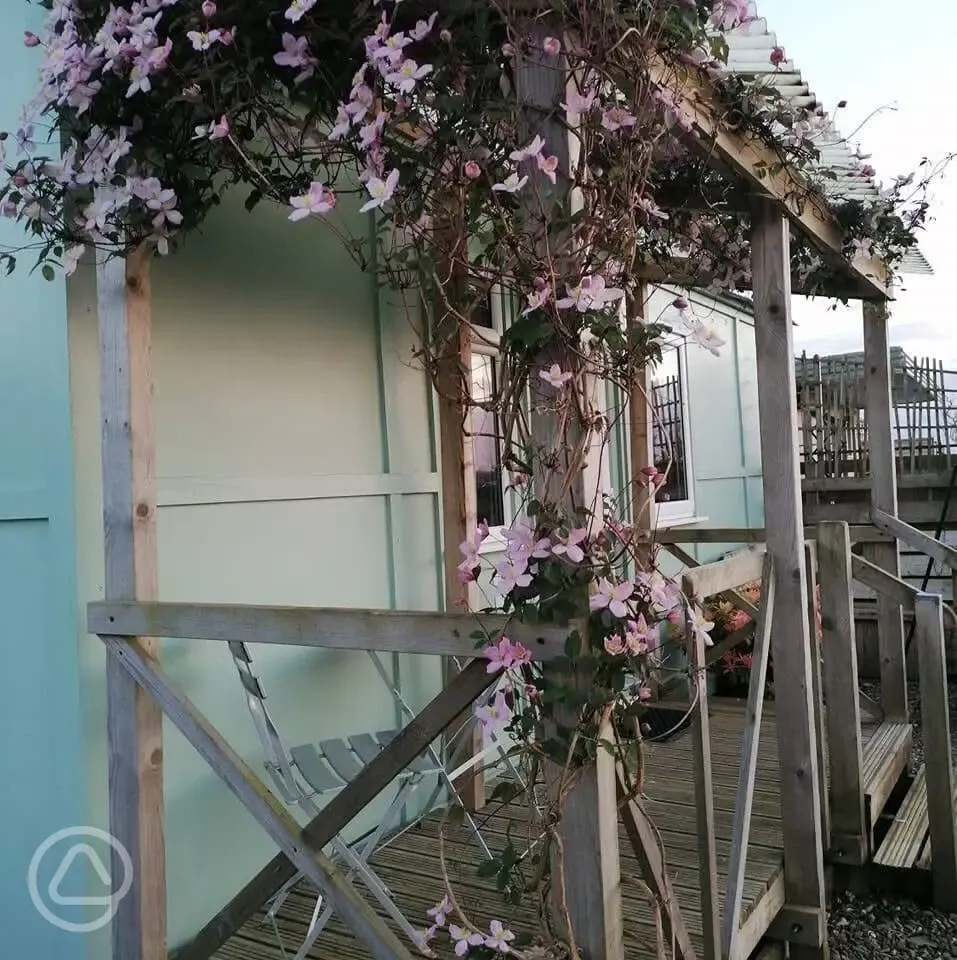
left=435, top=309, right=484, bottom=810
left=750, top=198, right=827, bottom=958
left=817, top=522, right=867, bottom=864
left=914, top=594, right=957, bottom=911
left=684, top=579, right=720, bottom=960
left=863, top=299, right=907, bottom=719
left=805, top=542, right=831, bottom=851
left=97, top=247, right=165, bottom=960
left=515, top=25, right=623, bottom=960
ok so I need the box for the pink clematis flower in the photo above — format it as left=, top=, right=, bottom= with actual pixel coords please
left=602, top=106, right=637, bottom=133
left=538, top=363, right=573, bottom=389
left=562, top=88, right=596, bottom=123
left=503, top=521, right=550, bottom=561
left=463, top=160, right=481, bottom=179
left=552, top=527, right=588, bottom=564
left=625, top=615, right=655, bottom=655
left=510, top=135, right=545, bottom=163
left=187, top=28, right=222, bottom=51
left=385, top=59, right=433, bottom=94
left=426, top=895, right=452, bottom=928
left=410, top=13, right=438, bottom=42
left=521, top=281, right=552, bottom=315
left=491, top=173, right=529, bottom=194
left=492, top=556, right=533, bottom=595
left=475, top=693, right=510, bottom=733
left=687, top=318, right=726, bottom=357
left=288, top=182, right=336, bottom=220
left=484, top=636, right=515, bottom=673
left=710, top=0, right=751, bottom=30
left=202, top=0, right=217, bottom=16
left=590, top=578, right=634, bottom=619
left=604, top=633, right=626, bottom=656
left=542, top=36, right=561, bottom=56
left=285, top=0, right=317, bottom=23
left=360, top=168, right=399, bottom=212
left=770, top=46, right=785, bottom=67
left=449, top=925, right=486, bottom=956
left=537, top=153, right=559, bottom=184
left=485, top=920, right=516, bottom=952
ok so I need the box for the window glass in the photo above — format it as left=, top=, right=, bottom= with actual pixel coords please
left=470, top=353, right=505, bottom=527
left=651, top=346, right=691, bottom=509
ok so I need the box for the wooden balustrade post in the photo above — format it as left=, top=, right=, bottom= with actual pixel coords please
left=863, top=298, right=908, bottom=719
left=751, top=198, right=827, bottom=958
left=915, top=594, right=957, bottom=911
left=817, top=522, right=868, bottom=864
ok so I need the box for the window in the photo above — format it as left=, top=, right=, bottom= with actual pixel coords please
left=651, top=340, right=695, bottom=522
left=469, top=290, right=509, bottom=535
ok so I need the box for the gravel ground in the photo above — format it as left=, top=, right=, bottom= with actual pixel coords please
left=827, top=679, right=957, bottom=957
left=830, top=892, right=957, bottom=959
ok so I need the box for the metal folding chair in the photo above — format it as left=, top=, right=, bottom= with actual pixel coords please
left=226, top=641, right=498, bottom=959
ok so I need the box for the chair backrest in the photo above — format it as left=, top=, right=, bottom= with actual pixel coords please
left=227, top=641, right=301, bottom=803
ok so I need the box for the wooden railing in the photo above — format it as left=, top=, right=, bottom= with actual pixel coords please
left=91, top=604, right=568, bottom=960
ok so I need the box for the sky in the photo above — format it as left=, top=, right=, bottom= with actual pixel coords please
left=755, top=0, right=957, bottom=367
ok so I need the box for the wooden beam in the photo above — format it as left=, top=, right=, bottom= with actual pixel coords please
left=914, top=594, right=957, bottom=912
left=750, top=197, right=827, bottom=957
left=863, top=299, right=907, bottom=720
left=169, top=657, right=495, bottom=960
left=97, top=248, right=165, bottom=960
left=804, top=500, right=957, bottom=528
left=683, top=577, right=720, bottom=960
left=802, top=472, right=957, bottom=493
left=654, top=526, right=892, bottom=545
left=722, top=557, right=774, bottom=960
left=872, top=509, right=957, bottom=573
left=661, top=543, right=759, bottom=619
left=616, top=766, right=697, bottom=960
left=851, top=553, right=917, bottom=610
left=88, top=601, right=567, bottom=659
left=817, top=523, right=868, bottom=866
left=642, top=55, right=889, bottom=300
left=102, top=636, right=413, bottom=960
left=682, top=548, right=766, bottom=600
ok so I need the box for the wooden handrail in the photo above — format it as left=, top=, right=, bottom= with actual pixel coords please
left=89, top=601, right=568, bottom=660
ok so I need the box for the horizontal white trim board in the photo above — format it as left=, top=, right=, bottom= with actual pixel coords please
left=156, top=473, right=440, bottom=507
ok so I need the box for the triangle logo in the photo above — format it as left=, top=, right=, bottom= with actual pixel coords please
left=47, top=843, right=114, bottom=907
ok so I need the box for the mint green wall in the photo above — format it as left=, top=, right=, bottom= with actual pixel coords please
left=68, top=194, right=444, bottom=954
left=0, top=9, right=85, bottom=958
left=645, top=287, right=763, bottom=564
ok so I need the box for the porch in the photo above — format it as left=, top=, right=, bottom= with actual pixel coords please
left=209, top=700, right=909, bottom=960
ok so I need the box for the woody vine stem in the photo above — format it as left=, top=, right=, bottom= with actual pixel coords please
left=0, top=0, right=944, bottom=956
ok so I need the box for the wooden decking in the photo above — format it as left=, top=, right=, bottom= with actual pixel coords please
left=211, top=700, right=910, bottom=960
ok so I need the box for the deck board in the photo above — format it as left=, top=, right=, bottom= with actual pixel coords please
left=212, top=699, right=907, bottom=960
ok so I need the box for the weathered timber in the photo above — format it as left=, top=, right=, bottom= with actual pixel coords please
left=102, top=636, right=413, bottom=960
left=914, top=595, right=957, bottom=911
left=89, top=601, right=567, bottom=659
left=98, top=248, right=165, bottom=960
left=863, top=299, right=907, bottom=720
left=722, top=557, right=774, bottom=960
left=751, top=197, right=827, bottom=957
left=818, top=523, right=868, bottom=865
left=682, top=548, right=766, bottom=601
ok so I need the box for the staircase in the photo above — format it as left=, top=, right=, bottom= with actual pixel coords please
left=874, top=765, right=929, bottom=870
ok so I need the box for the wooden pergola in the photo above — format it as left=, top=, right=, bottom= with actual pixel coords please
left=87, top=31, right=956, bottom=960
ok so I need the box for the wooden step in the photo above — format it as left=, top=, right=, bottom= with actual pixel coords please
left=863, top=721, right=913, bottom=821
left=874, top=766, right=928, bottom=868
left=915, top=781, right=957, bottom=871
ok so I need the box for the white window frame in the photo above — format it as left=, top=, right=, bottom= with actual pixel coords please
left=469, top=286, right=514, bottom=555
left=650, top=335, right=696, bottom=525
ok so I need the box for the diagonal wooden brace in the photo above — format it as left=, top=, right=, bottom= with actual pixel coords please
left=168, top=653, right=497, bottom=960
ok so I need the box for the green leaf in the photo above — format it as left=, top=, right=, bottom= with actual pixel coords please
left=41, top=264, right=55, bottom=282
left=564, top=630, right=582, bottom=660
left=477, top=857, right=500, bottom=878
